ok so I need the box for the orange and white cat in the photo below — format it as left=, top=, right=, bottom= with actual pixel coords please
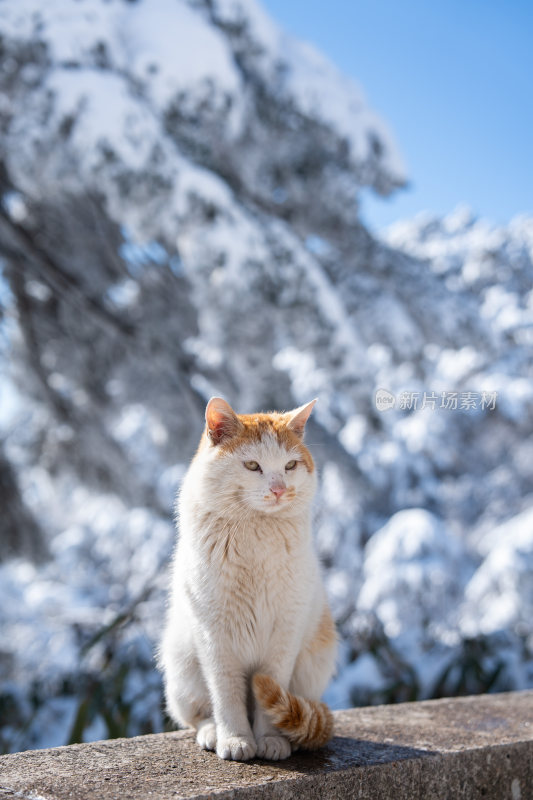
left=159, top=397, right=337, bottom=761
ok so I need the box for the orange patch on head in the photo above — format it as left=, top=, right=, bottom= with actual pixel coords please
left=212, top=411, right=314, bottom=472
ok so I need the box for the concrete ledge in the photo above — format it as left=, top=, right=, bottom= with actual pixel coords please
left=1, top=691, right=532, bottom=799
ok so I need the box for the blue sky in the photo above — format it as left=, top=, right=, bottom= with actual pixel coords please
left=262, top=0, right=533, bottom=232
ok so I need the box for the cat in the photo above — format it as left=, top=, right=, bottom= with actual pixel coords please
left=159, top=396, right=337, bottom=761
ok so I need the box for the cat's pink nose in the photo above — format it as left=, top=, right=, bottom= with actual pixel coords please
left=270, top=484, right=286, bottom=499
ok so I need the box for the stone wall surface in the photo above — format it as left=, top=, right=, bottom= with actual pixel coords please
left=0, top=691, right=532, bottom=800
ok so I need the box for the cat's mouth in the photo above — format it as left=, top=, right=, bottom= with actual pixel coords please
left=262, top=489, right=297, bottom=511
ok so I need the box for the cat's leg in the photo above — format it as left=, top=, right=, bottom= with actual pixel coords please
left=195, top=717, right=217, bottom=751
left=252, top=636, right=301, bottom=760
left=289, top=637, right=337, bottom=699
left=201, top=650, right=257, bottom=761
left=290, top=604, right=337, bottom=700
left=160, top=619, right=215, bottom=749
left=287, top=606, right=337, bottom=750
left=253, top=696, right=292, bottom=760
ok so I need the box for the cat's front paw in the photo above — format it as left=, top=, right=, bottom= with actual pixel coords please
left=256, top=734, right=291, bottom=761
left=216, top=734, right=257, bottom=761
left=196, top=720, right=217, bottom=751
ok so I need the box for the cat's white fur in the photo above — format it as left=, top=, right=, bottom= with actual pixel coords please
left=160, top=398, right=337, bottom=761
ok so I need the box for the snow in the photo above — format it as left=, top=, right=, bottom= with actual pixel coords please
left=207, top=0, right=406, bottom=185
left=339, top=415, right=367, bottom=456
left=124, top=0, right=241, bottom=109
left=1, top=0, right=241, bottom=108
left=283, top=38, right=406, bottom=182
left=358, top=509, right=466, bottom=640
left=461, top=507, right=533, bottom=636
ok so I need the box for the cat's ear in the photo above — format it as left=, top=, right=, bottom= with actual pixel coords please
left=205, top=397, right=243, bottom=445
left=286, top=398, right=317, bottom=438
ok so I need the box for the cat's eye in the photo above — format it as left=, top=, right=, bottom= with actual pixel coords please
left=285, top=460, right=297, bottom=471
left=244, top=460, right=261, bottom=472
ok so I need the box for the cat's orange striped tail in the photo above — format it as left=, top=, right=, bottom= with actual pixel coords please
left=252, top=674, right=334, bottom=750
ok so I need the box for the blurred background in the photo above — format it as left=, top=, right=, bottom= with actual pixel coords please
left=0, top=0, right=532, bottom=754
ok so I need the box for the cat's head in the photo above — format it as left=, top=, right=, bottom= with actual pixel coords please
left=197, top=397, right=317, bottom=517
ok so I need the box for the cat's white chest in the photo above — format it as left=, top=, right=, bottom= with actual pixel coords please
left=200, top=519, right=313, bottom=664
